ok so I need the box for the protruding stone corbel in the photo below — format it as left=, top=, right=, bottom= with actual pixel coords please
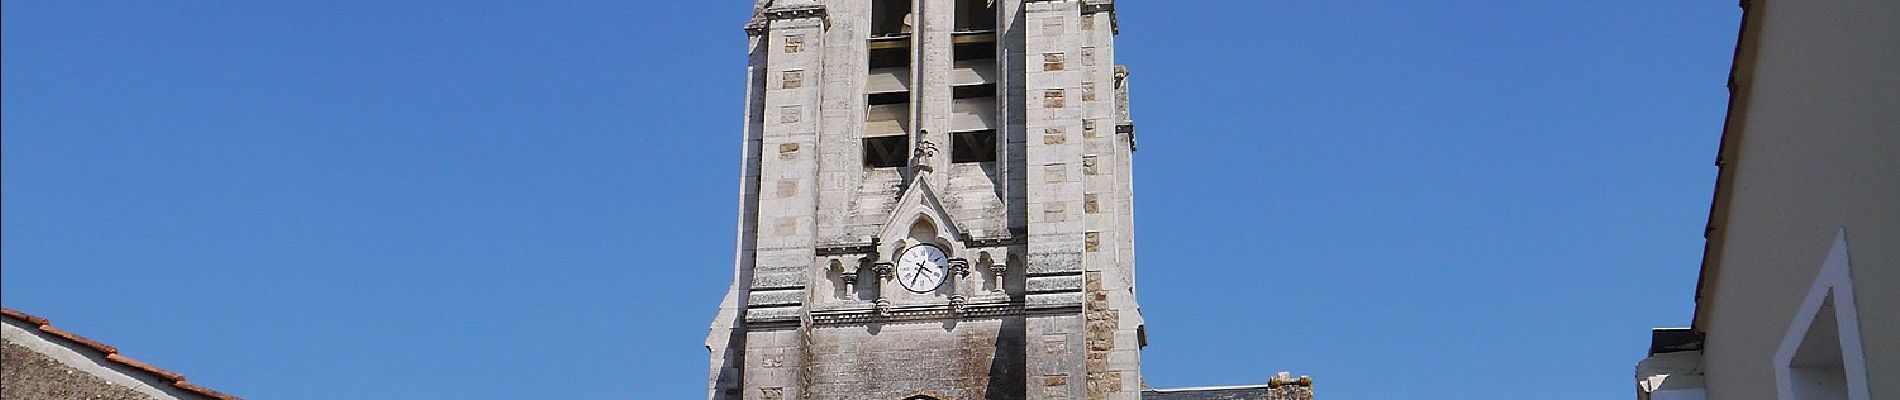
left=949, top=295, right=968, bottom=315
left=874, top=299, right=892, bottom=317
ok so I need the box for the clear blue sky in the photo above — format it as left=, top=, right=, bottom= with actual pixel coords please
left=2, top=2, right=1737, bottom=399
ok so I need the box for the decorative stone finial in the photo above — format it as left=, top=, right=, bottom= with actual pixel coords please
left=912, top=130, right=939, bottom=174
left=1266, top=371, right=1314, bottom=400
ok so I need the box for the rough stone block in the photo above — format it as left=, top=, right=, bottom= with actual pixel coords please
left=1027, top=292, right=1083, bottom=307
left=750, top=271, right=805, bottom=289
left=747, top=290, right=804, bottom=307
left=1026, top=275, right=1084, bottom=293
left=746, top=306, right=802, bottom=321
left=1026, top=249, right=1082, bottom=274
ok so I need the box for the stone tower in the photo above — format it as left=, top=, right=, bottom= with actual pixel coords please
left=707, top=1, right=1141, bottom=399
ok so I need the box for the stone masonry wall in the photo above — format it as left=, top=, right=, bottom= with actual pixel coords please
left=2, top=343, right=160, bottom=400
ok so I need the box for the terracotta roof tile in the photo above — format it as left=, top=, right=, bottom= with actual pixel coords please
left=35, top=325, right=120, bottom=354
left=106, top=353, right=186, bottom=381
left=1, top=308, right=50, bottom=325
left=2, top=307, right=243, bottom=400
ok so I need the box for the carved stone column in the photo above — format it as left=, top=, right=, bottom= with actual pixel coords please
left=873, top=261, right=895, bottom=316
left=948, top=257, right=970, bottom=314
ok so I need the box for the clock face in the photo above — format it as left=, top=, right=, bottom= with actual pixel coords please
left=895, top=244, right=950, bottom=293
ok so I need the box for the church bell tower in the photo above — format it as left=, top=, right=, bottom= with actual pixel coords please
left=707, top=1, right=1142, bottom=399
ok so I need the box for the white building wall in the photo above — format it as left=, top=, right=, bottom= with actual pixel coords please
left=1692, top=0, right=1899, bottom=399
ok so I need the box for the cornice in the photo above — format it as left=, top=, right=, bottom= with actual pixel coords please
left=815, top=301, right=1081, bottom=326
left=745, top=5, right=828, bottom=35
left=815, top=238, right=880, bottom=257
left=962, top=234, right=1023, bottom=248
left=762, top=5, right=826, bottom=20
left=745, top=301, right=1081, bottom=330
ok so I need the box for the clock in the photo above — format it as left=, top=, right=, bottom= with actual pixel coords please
left=894, top=244, right=951, bottom=293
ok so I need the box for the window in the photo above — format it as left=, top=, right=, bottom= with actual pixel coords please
left=951, top=130, right=996, bottom=163
left=868, top=92, right=909, bottom=106
left=954, top=0, right=995, bottom=32
left=952, top=84, right=995, bottom=100
left=1043, top=89, right=1065, bottom=108
left=869, top=47, right=910, bottom=70
left=863, top=135, right=908, bottom=168
left=871, top=0, right=913, bottom=37
left=954, top=42, right=995, bottom=62
left=1081, top=81, right=1096, bottom=101
left=1083, top=120, right=1098, bottom=138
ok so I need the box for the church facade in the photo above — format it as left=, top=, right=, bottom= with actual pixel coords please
left=704, top=2, right=1311, bottom=399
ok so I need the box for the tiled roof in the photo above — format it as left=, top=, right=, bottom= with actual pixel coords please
left=1, top=307, right=241, bottom=400
left=1142, top=385, right=1273, bottom=400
